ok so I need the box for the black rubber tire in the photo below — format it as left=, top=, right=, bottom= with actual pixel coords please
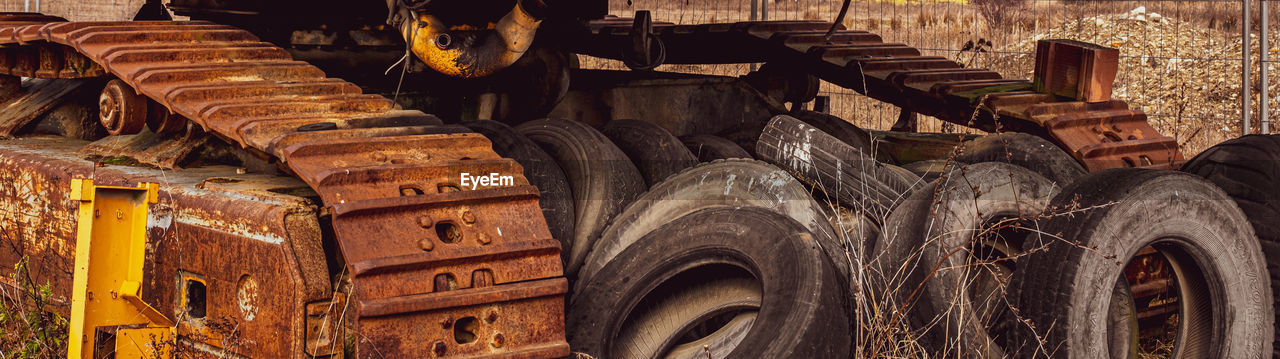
left=828, top=205, right=881, bottom=262
left=790, top=110, right=892, bottom=163
left=577, top=159, right=846, bottom=288
left=756, top=114, right=920, bottom=221
left=599, top=119, right=699, bottom=187
left=681, top=134, right=752, bottom=161
left=957, top=132, right=1086, bottom=187
left=900, top=159, right=952, bottom=183
left=1181, top=134, right=1280, bottom=357
left=567, top=207, right=851, bottom=358
left=1005, top=169, right=1273, bottom=358
left=611, top=277, right=759, bottom=359
left=516, top=119, right=647, bottom=277
left=716, top=122, right=767, bottom=159
left=871, top=162, right=1059, bottom=357
left=462, top=120, right=576, bottom=265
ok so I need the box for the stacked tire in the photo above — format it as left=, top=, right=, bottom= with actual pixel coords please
left=466, top=115, right=1276, bottom=358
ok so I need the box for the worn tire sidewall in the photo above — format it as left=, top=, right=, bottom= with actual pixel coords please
left=567, top=207, right=850, bottom=358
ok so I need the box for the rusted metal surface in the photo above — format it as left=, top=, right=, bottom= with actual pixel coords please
left=548, top=70, right=787, bottom=137
left=0, top=17, right=568, bottom=358
left=579, top=19, right=1183, bottom=171
left=0, top=78, right=97, bottom=137
left=98, top=79, right=147, bottom=135
left=0, top=137, right=331, bottom=358
left=1034, top=39, right=1120, bottom=103
left=76, top=129, right=211, bottom=169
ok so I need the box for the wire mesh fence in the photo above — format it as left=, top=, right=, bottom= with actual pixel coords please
left=599, top=0, right=1280, bottom=155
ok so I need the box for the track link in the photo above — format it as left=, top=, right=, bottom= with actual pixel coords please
left=0, top=14, right=568, bottom=358
left=580, top=18, right=1185, bottom=170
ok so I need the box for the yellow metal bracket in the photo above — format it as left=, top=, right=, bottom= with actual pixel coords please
left=67, top=179, right=173, bottom=359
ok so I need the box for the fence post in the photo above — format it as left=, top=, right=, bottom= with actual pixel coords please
left=1245, top=0, right=1254, bottom=136
left=1265, top=0, right=1272, bottom=134
left=750, top=0, right=759, bottom=72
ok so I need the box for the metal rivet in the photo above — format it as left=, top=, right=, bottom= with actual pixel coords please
left=476, top=233, right=491, bottom=245
left=419, top=239, right=434, bottom=251
left=461, top=211, right=476, bottom=225
left=485, top=309, right=498, bottom=323
left=417, top=215, right=433, bottom=228
left=441, top=315, right=454, bottom=329
left=490, top=333, right=505, bottom=348
left=432, top=341, right=447, bottom=356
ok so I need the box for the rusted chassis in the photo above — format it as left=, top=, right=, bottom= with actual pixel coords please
left=0, top=138, right=340, bottom=357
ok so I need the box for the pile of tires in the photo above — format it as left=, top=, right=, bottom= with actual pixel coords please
left=466, top=115, right=1277, bottom=358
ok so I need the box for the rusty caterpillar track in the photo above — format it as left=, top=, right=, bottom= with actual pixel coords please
left=580, top=19, right=1185, bottom=170
left=0, top=14, right=569, bottom=358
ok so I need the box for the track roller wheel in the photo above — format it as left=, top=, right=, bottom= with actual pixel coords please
left=98, top=79, right=146, bottom=135
left=146, top=100, right=186, bottom=135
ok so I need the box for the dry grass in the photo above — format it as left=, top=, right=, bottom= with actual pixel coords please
left=0, top=228, right=68, bottom=359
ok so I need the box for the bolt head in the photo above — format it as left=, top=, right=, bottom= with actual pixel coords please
left=476, top=233, right=491, bottom=245
left=441, top=315, right=454, bottom=329
left=485, top=309, right=498, bottom=323
left=432, top=341, right=447, bottom=356
left=461, top=211, right=476, bottom=224
left=417, top=215, right=433, bottom=228
left=491, top=333, right=505, bottom=348
left=419, top=239, right=434, bottom=251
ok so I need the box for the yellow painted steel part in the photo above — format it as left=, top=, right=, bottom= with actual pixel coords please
left=402, top=4, right=541, bottom=78
left=67, top=179, right=173, bottom=359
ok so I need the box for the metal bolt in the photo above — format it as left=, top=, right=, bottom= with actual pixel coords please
left=443, top=225, right=462, bottom=243
left=435, top=33, right=453, bottom=49
left=485, top=309, right=498, bottom=323
left=419, top=239, right=434, bottom=251
left=461, top=211, right=476, bottom=225
left=432, top=341, right=447, bottom=356
left=476, top=232, right=491, bottom=245
left=441, top=315, right=454, bottom=329
left=417, top=215, right=433, bottom=228
left=491, top=333, right=505, bottom=348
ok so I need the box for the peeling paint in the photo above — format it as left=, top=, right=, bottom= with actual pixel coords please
left=176, top=208, right=285, bottom=245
